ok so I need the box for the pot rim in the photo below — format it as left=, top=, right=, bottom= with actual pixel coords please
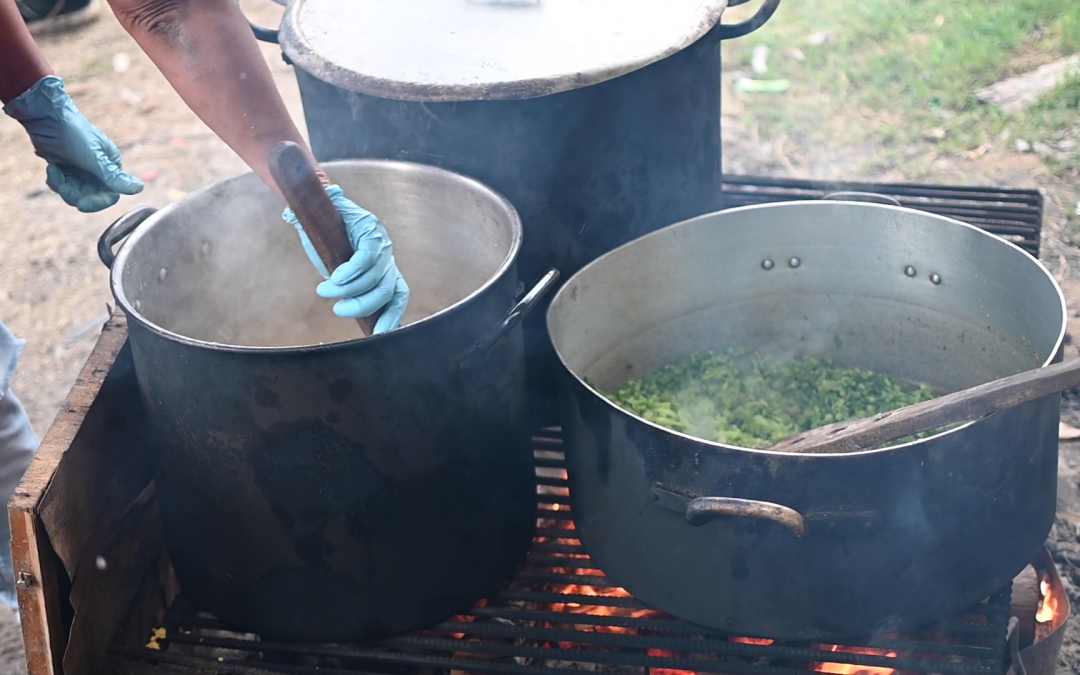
left=277, top=0, right=730, bottom=102
left=110, top=158, right=524, bottom=354
left=547, top=199, right=1068, bottom=458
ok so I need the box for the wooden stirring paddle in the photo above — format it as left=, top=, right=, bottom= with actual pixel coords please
left=268, top=141, right=381, bottom=337
left=768, top=357, right=1080, bottom=454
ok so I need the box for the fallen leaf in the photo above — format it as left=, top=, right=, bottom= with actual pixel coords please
left=807, top=31, right=830, bottom=46
left=934, top=14, right=945, bottom=27
left=788, top=47, right=806, bottom=62
left=965, top=145, right=988, bottom=159
left=166, top=188, right=187, bottom=202
left=1061, top=422, right=1080, bottom=441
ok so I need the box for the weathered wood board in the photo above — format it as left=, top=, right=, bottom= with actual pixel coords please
left=7, top=312, right=165, bottom=675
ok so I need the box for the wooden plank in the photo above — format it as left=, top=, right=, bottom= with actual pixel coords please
left=7, top=311, right=135, bottom=675
left=9, top=511, right=58, bottom=675
left=38, top=315, right=153, bottom=580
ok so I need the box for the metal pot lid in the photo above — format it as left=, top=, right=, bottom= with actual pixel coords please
left=279, top=0, right=729, bottom=102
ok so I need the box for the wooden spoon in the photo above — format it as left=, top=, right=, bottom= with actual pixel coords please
left=768, top=357, right=1080, bottom=454
left=268, top=141, right=381, bottom=337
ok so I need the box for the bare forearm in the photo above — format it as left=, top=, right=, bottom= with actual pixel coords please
left=106, top=0, right=327, bottom=191
left=0, top=0, right=53, bottom=103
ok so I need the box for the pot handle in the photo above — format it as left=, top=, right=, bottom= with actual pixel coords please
left=97, top=206, right=157, bottom=269
left=458, top=268, right=560, bottom=369
left=686, top=497, right=808, bottom=536
left=650, top=486, right=808, bottom=537
left=821, top=191, right=903, bottom=207
left=709, top=0, right=782, bottom=41
left=239, top=0, right=284, bottom=44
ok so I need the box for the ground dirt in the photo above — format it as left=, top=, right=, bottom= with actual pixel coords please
left=1, top=2, right=1079, bottom=674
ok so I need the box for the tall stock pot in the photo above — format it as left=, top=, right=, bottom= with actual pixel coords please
left=245, top=0, right=781, bottom=424
left=97, top=160, right=558, bottom=641
left=547, top=199, right=1066, bottom=640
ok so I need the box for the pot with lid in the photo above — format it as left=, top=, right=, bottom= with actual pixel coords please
left=98, top=160, right=559, bottom=641
left=546, top=199, right=1065, bottom=639
left=245, top=0, right=782, bottom=423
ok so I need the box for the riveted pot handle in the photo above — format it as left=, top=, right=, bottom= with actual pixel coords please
left=821, top=191, right=903, bottom=207
left=98, top=206, right=157, bottom=269
left=458, top=268, right=560, bottom=369
left=686, top=497, right=808, bottom=536
left=650, top=486, right=807, bottom=537
left=711, top=0, right=781, bottom=41
left=239, top=0, right=284, bottom=43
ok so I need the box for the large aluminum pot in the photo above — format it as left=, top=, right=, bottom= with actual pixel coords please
left=246, top=0, right=781, bottom=425
left=546, top=200, right=1065, bottom=640
left=98, top=160, right=558, bottom=641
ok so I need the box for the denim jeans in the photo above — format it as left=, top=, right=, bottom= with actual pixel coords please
left=0, top=322, right=40, bottom=613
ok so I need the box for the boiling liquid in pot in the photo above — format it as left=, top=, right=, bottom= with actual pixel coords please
left=118, top=171, right=514, bottom=348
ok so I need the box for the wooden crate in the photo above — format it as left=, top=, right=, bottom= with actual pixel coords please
left=8, top=313, right=174, bottom=675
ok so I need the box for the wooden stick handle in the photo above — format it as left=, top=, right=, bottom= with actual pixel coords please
left=769, top=357, right=1080, bottom=454
left=268, top=141, right=378, bottom=336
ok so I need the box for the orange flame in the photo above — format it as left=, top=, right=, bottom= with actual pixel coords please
left=731, top=637, right=776, bottom=645
left=647, top=648, right=697, bottom=675
left=1036, top=579, right=1059, bottom=624
left=813, top=644, right=898, bottom=675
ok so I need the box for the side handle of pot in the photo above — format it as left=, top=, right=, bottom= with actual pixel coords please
left=458, top=268, right=560, bottom=370
left=650, top=486, right=808, bottom=537
left=709, top=0, right=782, bottom=41
left=98, top=206, right=158, bottom=269
left=239, top=0, right=285, bottom=44
left=686, top=497, right=808, bottom=536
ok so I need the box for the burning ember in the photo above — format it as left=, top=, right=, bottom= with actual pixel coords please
left=731, top=637, right=776, bottom=645
left=812, top=644, right=898, bottom=675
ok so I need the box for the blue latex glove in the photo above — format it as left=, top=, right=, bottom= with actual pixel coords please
left=283, top=185, right=410, bottom=334
left=3, top=76, right=143, bottom=213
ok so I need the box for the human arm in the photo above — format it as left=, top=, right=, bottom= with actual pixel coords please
left=1, top=0, right=143, bottom=211
left=106, top=0, right=408, bottom=331
left=0, top=0, right=52, bottom=104
left=105, top=0, right=325, bottom=191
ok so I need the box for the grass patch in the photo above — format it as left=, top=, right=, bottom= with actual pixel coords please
left=722, top=0, right=1080, bottom=160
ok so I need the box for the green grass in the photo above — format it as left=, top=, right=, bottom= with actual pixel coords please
left=721, top=0, right=1080, bottom=162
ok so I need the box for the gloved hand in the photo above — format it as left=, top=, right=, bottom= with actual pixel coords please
left=3, top=76, right=144, bottom=213
left=283, top=185, right=410, bottom=334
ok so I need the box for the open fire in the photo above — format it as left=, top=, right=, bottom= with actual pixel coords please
left=426, top=463, right=1013, bottom=675
left=530, top=474, right=904, bottom=675
left=1034, top=566, right=1064, bottom=643
left=812, top=645, right=898, bottom=675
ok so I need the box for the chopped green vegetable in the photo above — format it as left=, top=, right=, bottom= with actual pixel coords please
left=605, top=349, right=937, bottom=449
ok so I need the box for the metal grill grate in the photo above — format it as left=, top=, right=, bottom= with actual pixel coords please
left=111, top=433, right=1012, bottom=675
left=111, top=174, right=1036, bottom=675
left=721, top=175, right=1043, bottom=258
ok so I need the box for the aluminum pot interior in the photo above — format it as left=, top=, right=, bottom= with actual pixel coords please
left=111, top=160, right=520, bottom=348
left=545, top=200, right=1065, bottom=638
left=550, top=201, right=1066, bottom=427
